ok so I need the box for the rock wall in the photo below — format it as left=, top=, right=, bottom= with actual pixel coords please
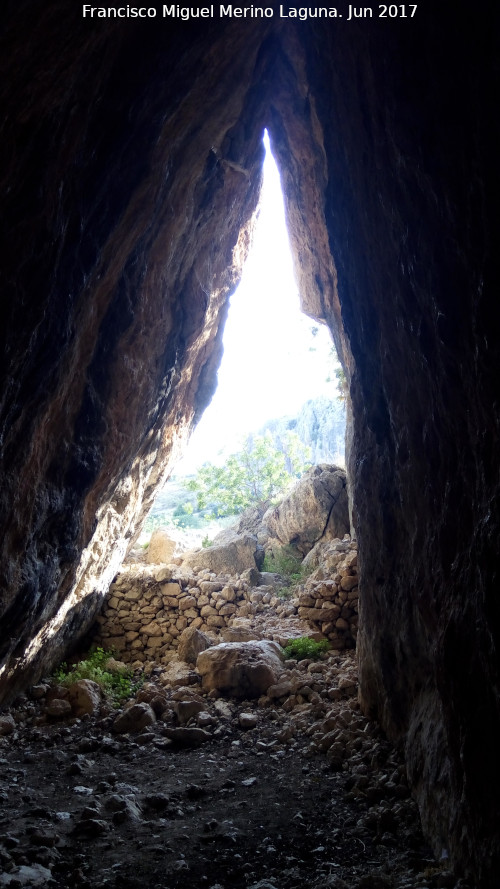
left=261, top=395, right=346, bottom=465
left=0, top=7, right=273, bottom=699
left=299, top=13, right=500, bottom=885
left=297, top=538, right=358, bottom=649
left=93, top=564, right=270, bottom=664
left=0, top=2, right=498, bottom=884
left=91, top=535, right=358, bottom=664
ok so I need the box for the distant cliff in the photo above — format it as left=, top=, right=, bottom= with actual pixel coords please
left=261, top=395, right=346, bottom=466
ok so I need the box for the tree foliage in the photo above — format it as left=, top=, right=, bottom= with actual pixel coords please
left=186, top=432, right=311, bottom=518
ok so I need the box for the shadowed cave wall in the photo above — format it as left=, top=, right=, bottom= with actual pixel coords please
left=0, top=2, right=499, bottom=885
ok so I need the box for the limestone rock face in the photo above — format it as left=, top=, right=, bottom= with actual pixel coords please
left=145, top=530, right=176, bottom=565
left=196, top=641, right=283, bottom=698
left=261, top=395, right=346, bottom=465
left=181, top=533, right=261, bottom=576
left=263, top=465, right=349, bottom=555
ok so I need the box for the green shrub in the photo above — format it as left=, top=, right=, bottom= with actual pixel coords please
left=282, top=637, right=330, bottom=661
left=173, top=502, right=193, bottom=517
left=262, top=545, right=307, bottom=586
left=174, top=512, right=206, bottom=529
left=53, top=647, right=141, bottom=704
left=186, top=431, right=311, bottom=517
left=202, top=535, right=213, bottom=548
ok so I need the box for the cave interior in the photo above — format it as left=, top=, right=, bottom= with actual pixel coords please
left=0, top=2, right=499, bottom=885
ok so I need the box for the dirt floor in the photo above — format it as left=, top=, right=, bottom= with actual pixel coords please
left=0, top=643, right=462, bottom=889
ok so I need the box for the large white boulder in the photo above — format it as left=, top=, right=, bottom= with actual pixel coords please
left=196, top=640, right=284, bottom=698
left=180, top=532, right=261, bottom=575
left=146, top=529, right=176, bottom=564
left=263, top=465, right=349, bottom=555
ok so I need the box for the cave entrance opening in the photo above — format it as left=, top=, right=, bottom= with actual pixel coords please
left=145, top=131, right=345, bottom=543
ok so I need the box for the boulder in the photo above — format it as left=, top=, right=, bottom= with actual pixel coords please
left=239, top=712, right=258, bottom=729
left=163, top=727, right=212, bottom=747
left=177, top=627, right=212, bottom=664
left=220, top=626, right=261, bottom=643
left=196, top=640, right=284, bottom=698
left=146, top=529, right=176, bottom=564
left=45, top=698, right=72, bottom=719
left=240, top=566, right=262, bottom=586
left=153, top=567, right=174, bottom=582
left=135, top=687, right=170, bottom=717
left=263, top=465, right=349, bottom=555
left=104, top=657, right=130, bottom=674
left=45, top=685, right=69, bottom=704
left=67, top=679, right=102, bottom=717
left=212, top=502, right=270, bottom=545
left=0, top=714, right=16, bottom=735
left=174, top=699, right=206, bottom=724
left=181, top=532, right=261, bottom=575
left=160, top=659, right=201, bottom=689
left=104, top=794, right=142, bottom=823
left=113, top=702, right=156, bottom=734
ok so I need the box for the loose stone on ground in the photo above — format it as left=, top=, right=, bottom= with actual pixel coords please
left=0, top=511, right=450, bottom=888
left=0, top=643, right=448, bottom=889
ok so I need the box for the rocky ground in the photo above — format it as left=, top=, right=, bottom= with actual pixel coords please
left=0, top=607, right=464, bottom=889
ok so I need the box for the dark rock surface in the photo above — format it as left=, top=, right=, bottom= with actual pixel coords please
left=0, top=3, right=498, bottom=885
left=306, top=16, right=500, bottom=888
left=0, top=8, right=272, bottom=697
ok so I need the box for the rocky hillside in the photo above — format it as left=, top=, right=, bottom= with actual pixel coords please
left=261, top=395, right=346, bottom=466
left=145, top=402, right=346, bottom=544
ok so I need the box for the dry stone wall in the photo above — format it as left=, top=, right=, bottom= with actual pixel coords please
left=92, top=536, right=358, bottom=664
left=93, top=564, right=278, bottom=665
left=296, top=537, right=358, bottom=650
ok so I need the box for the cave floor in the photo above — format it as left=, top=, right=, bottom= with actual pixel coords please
left=0, top=644, right=454, bottom=889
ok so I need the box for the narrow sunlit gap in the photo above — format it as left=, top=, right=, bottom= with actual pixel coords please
left=147, top=131, right=345, bottom=541
left=179, top=131, right=342, bottom=472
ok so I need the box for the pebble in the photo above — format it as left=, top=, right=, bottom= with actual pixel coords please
left=239, top=712, right=258, bottom=729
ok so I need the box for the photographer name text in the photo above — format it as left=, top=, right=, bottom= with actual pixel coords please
left=82, top=5, right=418, bottom=20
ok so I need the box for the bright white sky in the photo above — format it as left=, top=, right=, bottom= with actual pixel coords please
left=175, top=131, right=336, bottom=475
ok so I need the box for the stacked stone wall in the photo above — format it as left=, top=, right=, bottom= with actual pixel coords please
left=92, top=537, right=359, bottom=664
left=297, top=538, right=358, bottom=650
left=92, top=566, right=281, bottom=665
